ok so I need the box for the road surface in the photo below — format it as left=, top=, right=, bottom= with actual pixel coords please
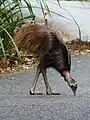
left=0, top=54, right=90, bottom=120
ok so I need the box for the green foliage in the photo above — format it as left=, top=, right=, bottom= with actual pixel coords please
left=0, top=0, right=85, bottom=60
left=0, top=37, right=6, bottom=59
left=0, top=0, right=62, bottom=60
left=0, top=0, right=35, bottom=59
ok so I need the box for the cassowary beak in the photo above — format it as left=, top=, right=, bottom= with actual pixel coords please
left=62, top=71, right=77, bottom=96
left=66, top=78, right=77, bottom=96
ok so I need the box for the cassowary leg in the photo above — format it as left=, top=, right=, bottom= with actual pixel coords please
left=42, top=69, right=52, bottom=95
left=30, top=65, right=40, bottom=95
left=42, top=69, right=60, bottom=95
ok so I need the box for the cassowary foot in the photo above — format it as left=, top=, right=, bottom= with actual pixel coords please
left=29, top=90, right=61, bottom=95
left=29, top=90, right=43, bottom=95
left=46, top=91, right=61, bottom=95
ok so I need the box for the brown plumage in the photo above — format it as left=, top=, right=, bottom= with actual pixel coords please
left=14, top=23, right=57, bottom=60
left=14, top=23, right=77, bottom=95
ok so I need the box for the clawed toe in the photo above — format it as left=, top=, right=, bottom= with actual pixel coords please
left=46, top=91, right=61, bottom=95
left=29, top=90, right=35, bottom=95
left=29, top=90, right=43, bottom=95
left=29, top=90, right=61, bottom=95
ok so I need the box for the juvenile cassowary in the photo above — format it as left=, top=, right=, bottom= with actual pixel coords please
left=14, top=23, right=77, bottom=95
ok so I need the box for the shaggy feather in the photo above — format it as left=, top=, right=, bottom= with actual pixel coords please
left=14, top=23, right=70, bottom=71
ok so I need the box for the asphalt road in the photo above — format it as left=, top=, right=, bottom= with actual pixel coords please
left=0, top=54, right=90, bottom=120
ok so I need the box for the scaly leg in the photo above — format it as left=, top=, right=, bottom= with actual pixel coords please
left=42, top=69, right=52, bottom=95
left=30, top=65, right=40, bottom=95
left=42, top=69, right=60, bottom=95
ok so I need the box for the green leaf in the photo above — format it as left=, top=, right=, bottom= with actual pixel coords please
left=38, top=0, right=44, bottom=17
left=23, top=0, right=35, bottom=17
left=0, top=25, right=21, bottom=58
left=0, top=37, right=6, bottom=59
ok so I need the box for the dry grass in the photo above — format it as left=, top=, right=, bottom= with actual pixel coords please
left=67, top=40, right=90, bottom=56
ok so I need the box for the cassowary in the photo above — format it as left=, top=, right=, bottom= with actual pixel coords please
left=14, top=23, right=77, bottom=95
